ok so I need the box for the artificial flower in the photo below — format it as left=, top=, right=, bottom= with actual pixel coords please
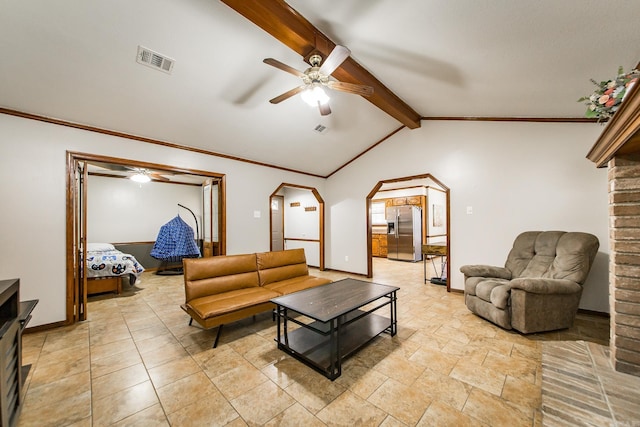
left=578, top=66, right=639, bottom=122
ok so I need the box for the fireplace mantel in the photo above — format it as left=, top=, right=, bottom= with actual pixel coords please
left=586, top=66, right=640, bottom=377
left=587, top=74, right=640, bottom=166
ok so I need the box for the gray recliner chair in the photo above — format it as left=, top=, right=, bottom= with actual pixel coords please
left=460, top=231, right=599, bottom=334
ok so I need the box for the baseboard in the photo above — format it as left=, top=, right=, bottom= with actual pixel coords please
left=23, top=320, right=66, bottom=334
left=314, top=267, right=368, bottom=277
left=577, top=308, right=610, bottom=318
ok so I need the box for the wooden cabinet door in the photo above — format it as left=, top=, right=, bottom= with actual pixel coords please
left=379, top=234, right=388, bottom=256
left=372, top=236, right=380, bottom=256
left=392, top=197, right=407, bottom=205
left=407, top=196, right=421, bottom=205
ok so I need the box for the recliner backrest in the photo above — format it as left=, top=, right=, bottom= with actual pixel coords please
left=544, top=232, right=599, bottom=284
left=505, top=231, right=599, bottom=283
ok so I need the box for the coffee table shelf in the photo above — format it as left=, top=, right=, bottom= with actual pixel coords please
left=272, top=278, right=398, bottom=380
left=277, top=311, right=391, bottom=372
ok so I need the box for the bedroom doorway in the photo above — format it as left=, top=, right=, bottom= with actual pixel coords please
left=66, top=151, right=226, bottom=324
left=366, top=174, right=450, bottom=291
left=269, top=183, right=325, bottom=270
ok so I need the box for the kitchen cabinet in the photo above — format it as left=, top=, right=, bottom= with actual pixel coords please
left=372, top=234, right=388, bottom=257
left=406, top=196, right=422, bottom=205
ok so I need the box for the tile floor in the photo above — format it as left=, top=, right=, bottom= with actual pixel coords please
left=17, top=258, right=631, bottom=426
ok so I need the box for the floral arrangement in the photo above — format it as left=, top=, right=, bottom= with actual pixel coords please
left=578, top=66, right=639, bottom=121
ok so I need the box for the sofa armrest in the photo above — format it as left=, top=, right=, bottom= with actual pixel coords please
left=460, top=265, right=512, bottom=280
left=509, top=278, right=582, bottom=295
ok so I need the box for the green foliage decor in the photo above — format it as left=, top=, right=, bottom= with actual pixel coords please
left=578, top=66, right=639, bottom=121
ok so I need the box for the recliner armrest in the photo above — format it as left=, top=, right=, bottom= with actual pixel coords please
left=509, top=278, right=582, bottom=295
left=460, top=265, right=512, bottom=280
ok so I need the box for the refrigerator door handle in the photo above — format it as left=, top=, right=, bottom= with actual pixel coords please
left=395, top=214, right=399, bottom=238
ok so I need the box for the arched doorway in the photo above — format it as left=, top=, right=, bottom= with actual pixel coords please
left=366, top=174, right=450, bottom=291
left=269, top=183, right=325, bottom=270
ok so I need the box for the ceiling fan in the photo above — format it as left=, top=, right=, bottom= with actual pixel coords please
left=264, top=45, right=374, bottom=116
left=90, top=162, right=172, bottom=182
left=128, top=168, right=170, bottom=183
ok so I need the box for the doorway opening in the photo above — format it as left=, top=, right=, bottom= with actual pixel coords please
left=366, top=174, right=450, bottom=291
left=269, top=183, right=325, bottom=270
left=66, top=151, right=226, bottom=324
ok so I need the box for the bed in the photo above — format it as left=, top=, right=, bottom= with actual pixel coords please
left=86, top=243, right=145, bottom=295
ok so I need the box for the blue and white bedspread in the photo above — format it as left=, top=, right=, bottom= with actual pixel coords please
left=86, top=243, right=145, bottom=279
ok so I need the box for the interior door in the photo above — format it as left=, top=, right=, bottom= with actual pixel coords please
left=386, top=206, right=397, bottom=259
left=271, top=195, right=284, bottom=251
left=396, top=205, right=415, bottom=261
left=73, top=160, right=88, bottom=321
left=202, top=179, right=218, bottom=256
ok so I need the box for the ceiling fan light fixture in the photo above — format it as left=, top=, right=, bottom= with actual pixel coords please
left=301, top=85, right=329, bottom=107
left=130, top=172, right=151, bottom=183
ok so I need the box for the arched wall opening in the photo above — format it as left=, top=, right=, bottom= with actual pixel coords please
left=270, top=183, right=325, bottom=270
left=366, top=174, right=450, bottom=290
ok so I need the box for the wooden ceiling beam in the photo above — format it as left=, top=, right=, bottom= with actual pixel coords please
left=220, top=0, right=422, bottom=129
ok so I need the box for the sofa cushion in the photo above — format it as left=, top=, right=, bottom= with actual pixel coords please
left=504, top=231, right=540, bottom=278
left=183, top=254, right=259, bottom=302
left=185, top=287, right=279, bottom=320
left=264, top=275, right=331, bottom=295
left=464, top=276, right=484, bottom=296
left=257, top=248, right=310, bottom=286
left=475, top=279, right=511, bottom=309
left=518, top=231, right=564, bottom=278
left=543, top=232, right=600, bottom=284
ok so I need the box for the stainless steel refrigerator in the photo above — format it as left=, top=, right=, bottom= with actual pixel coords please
left=386, top=205, right=422, bottom=261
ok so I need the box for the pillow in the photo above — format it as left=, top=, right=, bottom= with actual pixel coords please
left=87, top=243, right=115, bottom=252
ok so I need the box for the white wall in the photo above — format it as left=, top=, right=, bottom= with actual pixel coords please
left=283, top=187, right=320, bottom=266
left=427, top=187, right=447, bottom=241
left=325, top=121, right=609, bottom=313
left=0, top=113, right=325, bottom=326
left=87, top=175, right=202, bottom=243
left=0, top=114, right=611, bottom=328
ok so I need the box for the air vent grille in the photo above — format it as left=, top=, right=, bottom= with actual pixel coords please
left=136, top=46, right=174, bottom=74
left=314, top=124, right=328, bottom=134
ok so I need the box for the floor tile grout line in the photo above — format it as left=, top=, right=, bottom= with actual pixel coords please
left=18, top=259, right=623, bottom=426
left=585, top=341, right=618, bottom=426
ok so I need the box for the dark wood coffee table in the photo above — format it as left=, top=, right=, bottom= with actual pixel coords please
left=271, top=278, right=398, bottom=380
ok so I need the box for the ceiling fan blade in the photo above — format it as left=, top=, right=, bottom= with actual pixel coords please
left=327, top=81, right=374, bottom=97
left=149, top=172, right=170, bottom=182
left=263, top=58, right=305, bottom=78
left=269, top=85, right=306, bottom=104
left=92, top=162, right=131, bottom=172
left=318, top=45, right=350, bottom=76
left=319, top=102, right=331, bottom=116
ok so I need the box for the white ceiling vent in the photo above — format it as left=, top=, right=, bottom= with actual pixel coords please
left=314, top=124, right=328, bottom=134
left=136, top=46, right=174, bottom=74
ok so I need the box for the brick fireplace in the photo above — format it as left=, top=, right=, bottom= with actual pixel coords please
left=608, top=153, right=640, bottom=376
left=588, top=76, right=640, bottom=377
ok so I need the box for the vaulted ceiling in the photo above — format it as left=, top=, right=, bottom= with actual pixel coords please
left=1, top=1, right=639, bottom=176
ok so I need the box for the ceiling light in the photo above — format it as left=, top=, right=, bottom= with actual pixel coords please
left=301, top=84, right=329, bottom=107
left=130, top=173, right=151, bottom=183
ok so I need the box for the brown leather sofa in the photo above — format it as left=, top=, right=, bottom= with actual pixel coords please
left=182, top=248, right=331, bottom=347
